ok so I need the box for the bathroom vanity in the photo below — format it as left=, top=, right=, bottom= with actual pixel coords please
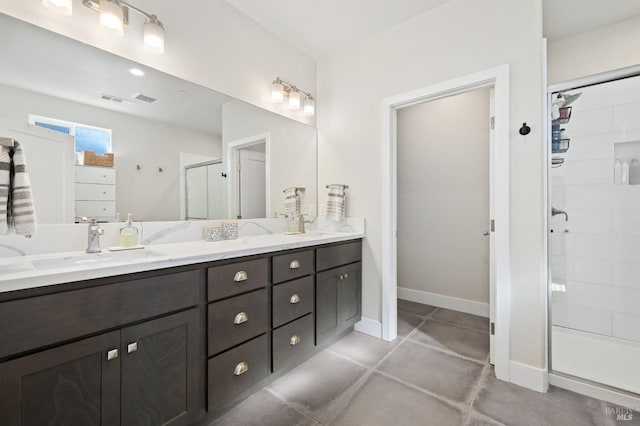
left=0, top=236, right=362, bottom=425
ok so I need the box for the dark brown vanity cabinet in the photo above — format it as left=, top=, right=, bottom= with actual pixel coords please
left=315, top=241, right=363, bottom=346
left=0, top=270, right=201, bottom=426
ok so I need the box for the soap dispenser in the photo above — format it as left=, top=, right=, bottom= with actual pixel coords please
left=119, top=213, right=139, bottom=247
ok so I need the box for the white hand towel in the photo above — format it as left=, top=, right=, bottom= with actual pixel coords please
left=0, top=146, right=10, bottom=234
left=8, top=142, right=37, bottom=236
left=284, top=187, right=300, bottom=218
left=325, top=184, right=346, bottom=221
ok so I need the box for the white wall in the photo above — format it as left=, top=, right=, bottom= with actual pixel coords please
left=0, top=0, right=316, bottom=126
left=547, top=16, right=640, bottom=84
left=0, top=84, right=221, bottom=221
left=397, top=88, right=490, bottom=304
left=222, top=100, right=317, bottom=218
left=317, top=0, right=546, bottom=368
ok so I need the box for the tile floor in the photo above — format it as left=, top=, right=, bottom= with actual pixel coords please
left=211, top=300, right=639, bottom=426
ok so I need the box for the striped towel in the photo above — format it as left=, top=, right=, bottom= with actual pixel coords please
left=325, top=184, right=346, bottom=221
left=284, top=187, right=300, bottom=218
left=0, top=142, right=36, bottom=236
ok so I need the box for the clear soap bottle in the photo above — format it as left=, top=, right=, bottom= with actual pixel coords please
left=119, top=213, right=139, bottom=247
left=630, top=155, right=640, bottom=185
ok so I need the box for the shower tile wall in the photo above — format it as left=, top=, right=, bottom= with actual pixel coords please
left=551, top=77, right=640, bottom=345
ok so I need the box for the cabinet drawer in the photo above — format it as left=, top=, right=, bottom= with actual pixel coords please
left=316, top=240, right=362, bottom=271
left=0, top=270, right=199, bottom=359
left=272, top=249, right=314, bottom=284
left=75, top=200, right=116, bottom=218
left=75, top=165, right=116, bottom=184
left=208, top=334, right=269, bottom=411
left=272, top=314, right=314, bottom=372
left=75, top=183, right=116, bottom=201
left=208, top=289, right=268, bottom=356
left=207, top=258, right=268, bottom=302
left=272, top=276, right=314, bottom=328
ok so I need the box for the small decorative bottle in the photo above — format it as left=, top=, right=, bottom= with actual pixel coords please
left=119, top=213, right=139, bottom=247
left=614, top=156, right=623, bottom=185
left=629, top=155, right=640, bottom=185
left=622, top=158, right=630, bottom=186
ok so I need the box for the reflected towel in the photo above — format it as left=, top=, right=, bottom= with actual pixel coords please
left=0, top=146, right=9, bottom=234
left=284, top=187, right=300, bottom=218
left=1, top=142, right=36, bottom=236
left=325, top=184, right=346, bottom=221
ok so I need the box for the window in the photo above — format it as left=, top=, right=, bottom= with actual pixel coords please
left=28, top=114, right=112, bottom=155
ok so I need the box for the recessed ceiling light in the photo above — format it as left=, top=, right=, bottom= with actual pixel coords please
left=129, top=68, right=145, bottom=77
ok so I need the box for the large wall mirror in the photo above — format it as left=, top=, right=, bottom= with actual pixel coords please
left=0, top=13, right=317, bottom=224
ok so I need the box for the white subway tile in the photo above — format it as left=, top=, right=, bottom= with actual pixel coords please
left=612, top=260, right=640, bottom=288
left=551, top=302, right=612, bottom=336
left=612, top=208, right=640, bottom=236
left=565, top=233, right=613, bottom=259
left=563, top=132, right=614, bottom=161
left=611, top=286, right=640, bottom=315
left=612, top=312, right=640, bottom=343
left=612, top=233, right=640, bottom=262
left=557, top=158, right=612, bottom=185
left=551, top=281, right=613, bottom=310
left=613, top=102, right=640, bottom=131
left=563, top=184, right=616, bottom=209
left=566, top=106, right=613, bottom=136
left=563, top=208, right=612, bottom=234
left=565, top=257, right=612, bottom=284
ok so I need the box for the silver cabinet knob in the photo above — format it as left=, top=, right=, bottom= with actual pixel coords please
left=234, top=271, right=248, bottom=282
left=234, top=362, right=249, bottom=376
left=290, top=294, right=301, bottom=304
left=289, top=260, right=300, bottom=269
left=339, top=274, right=343, bottom=280
left=344, top=273, right=349, bottom=279
left=127, top=342, right=138, bottom=354
left=290, top=335, right=301, bottom=346
left=107, top=349, right=118, bottom=360
left=234, top=311, right=249, bottom=324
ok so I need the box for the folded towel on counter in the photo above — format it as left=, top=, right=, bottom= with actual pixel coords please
left=284, top=187, right=300, bottom=218
left=325, top=184, right=347, bottom=221
left=0, top=142, right=36, bottom=236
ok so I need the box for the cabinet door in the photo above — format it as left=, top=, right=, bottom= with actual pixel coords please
left=316, top=262, right=362, bottom=346
left=339, top=262, right=362, bottom=330
left=316, top=268, right=340, bottom=345
left=0, top=331, right=120, bottom=426
left=120, top=308, right=199, bottom=426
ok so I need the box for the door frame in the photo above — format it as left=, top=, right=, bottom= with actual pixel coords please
left=226, top=132, right=271, bottom=219
left=380, top=64, right=511, bottom=382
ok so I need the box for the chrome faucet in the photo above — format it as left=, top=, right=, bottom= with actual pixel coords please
left=551, top=207, right=569, bottom=222
left=86, top=218, right=105, bottom=253
left=297, top=214, right=313, bottom=233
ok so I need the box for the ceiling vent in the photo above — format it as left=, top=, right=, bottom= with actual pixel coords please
left=132, top=93, right=158, bottom=103
left=100, top=93, right=126, bottom=103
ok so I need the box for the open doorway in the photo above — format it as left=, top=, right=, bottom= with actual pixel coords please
left=381, top=65, right=511, bottom=381
left=226, top=133, right=271, bottom=219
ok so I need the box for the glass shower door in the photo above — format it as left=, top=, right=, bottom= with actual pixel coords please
left=549, top=75, right=640, bottom=395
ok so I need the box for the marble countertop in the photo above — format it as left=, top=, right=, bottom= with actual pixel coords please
left=0, top=231, right=364, bottom=294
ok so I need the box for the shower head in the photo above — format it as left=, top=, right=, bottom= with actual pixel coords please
left=559, top=91, right=582, bottom=108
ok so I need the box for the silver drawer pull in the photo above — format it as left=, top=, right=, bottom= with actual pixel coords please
left=234, top=362, right=249, bottom=376
left=234, top=271, right=248, bottom=282
left=289, top=260, right=300, bottom=269
left=344, top=273, right=349, bottom=279
left=234, top=312, right=249, bottom=324
left=290, top=294, right=301, bottom=304
left=290, top=335, right=301, bottom=346
left=107, top=349, right=118, bottom=361
left=127, top=342, right=138, bottom=354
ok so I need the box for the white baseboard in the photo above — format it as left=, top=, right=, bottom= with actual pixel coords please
left=354, top=317, right=382, bottom=339
left=550, top=373, right=640, bottom=410
left=397, top=287, right=490, bottom=318
left=509, top=361, right=549, bottom=393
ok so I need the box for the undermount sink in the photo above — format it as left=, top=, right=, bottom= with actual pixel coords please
left=284, top=231, right=340, bottom=239
left=32, top=249, right=166, bottom=270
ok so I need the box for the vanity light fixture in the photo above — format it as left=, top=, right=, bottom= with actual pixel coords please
left=43, top=0, right=166, bottom=54
left=271, top=78, right=315, bottom=116
left=42, top=0, right=73, bottom=16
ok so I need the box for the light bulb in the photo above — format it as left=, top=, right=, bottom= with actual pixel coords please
left=99, top=0, right=124, bottom=36
left=304, top=97, right=315, bottom=116
left=144, top=16, right=165, bottom=54
left=42, top=0, right=72, bottom=16
left=289, top=90, right=301, bottom=110
left=271, top=81, right=284, bottom=103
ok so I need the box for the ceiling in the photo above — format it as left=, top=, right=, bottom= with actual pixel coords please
left=225, top=0, right=640, bottom=58
left=0, top=14, right=231, bottom=135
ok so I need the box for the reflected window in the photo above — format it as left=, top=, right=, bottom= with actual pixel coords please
left=28, top=114, right=112, bottom=154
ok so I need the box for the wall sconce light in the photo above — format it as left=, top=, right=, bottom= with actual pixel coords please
left=43, top=0, right=165, bottom=54
left=271, top=78, right=315, bottom=116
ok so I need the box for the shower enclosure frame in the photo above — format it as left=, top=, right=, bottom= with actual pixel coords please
left=546, top=63, right=640, bottom=409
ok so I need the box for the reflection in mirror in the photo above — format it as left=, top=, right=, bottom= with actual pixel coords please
left=0, top=13, right=317, bottom=224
